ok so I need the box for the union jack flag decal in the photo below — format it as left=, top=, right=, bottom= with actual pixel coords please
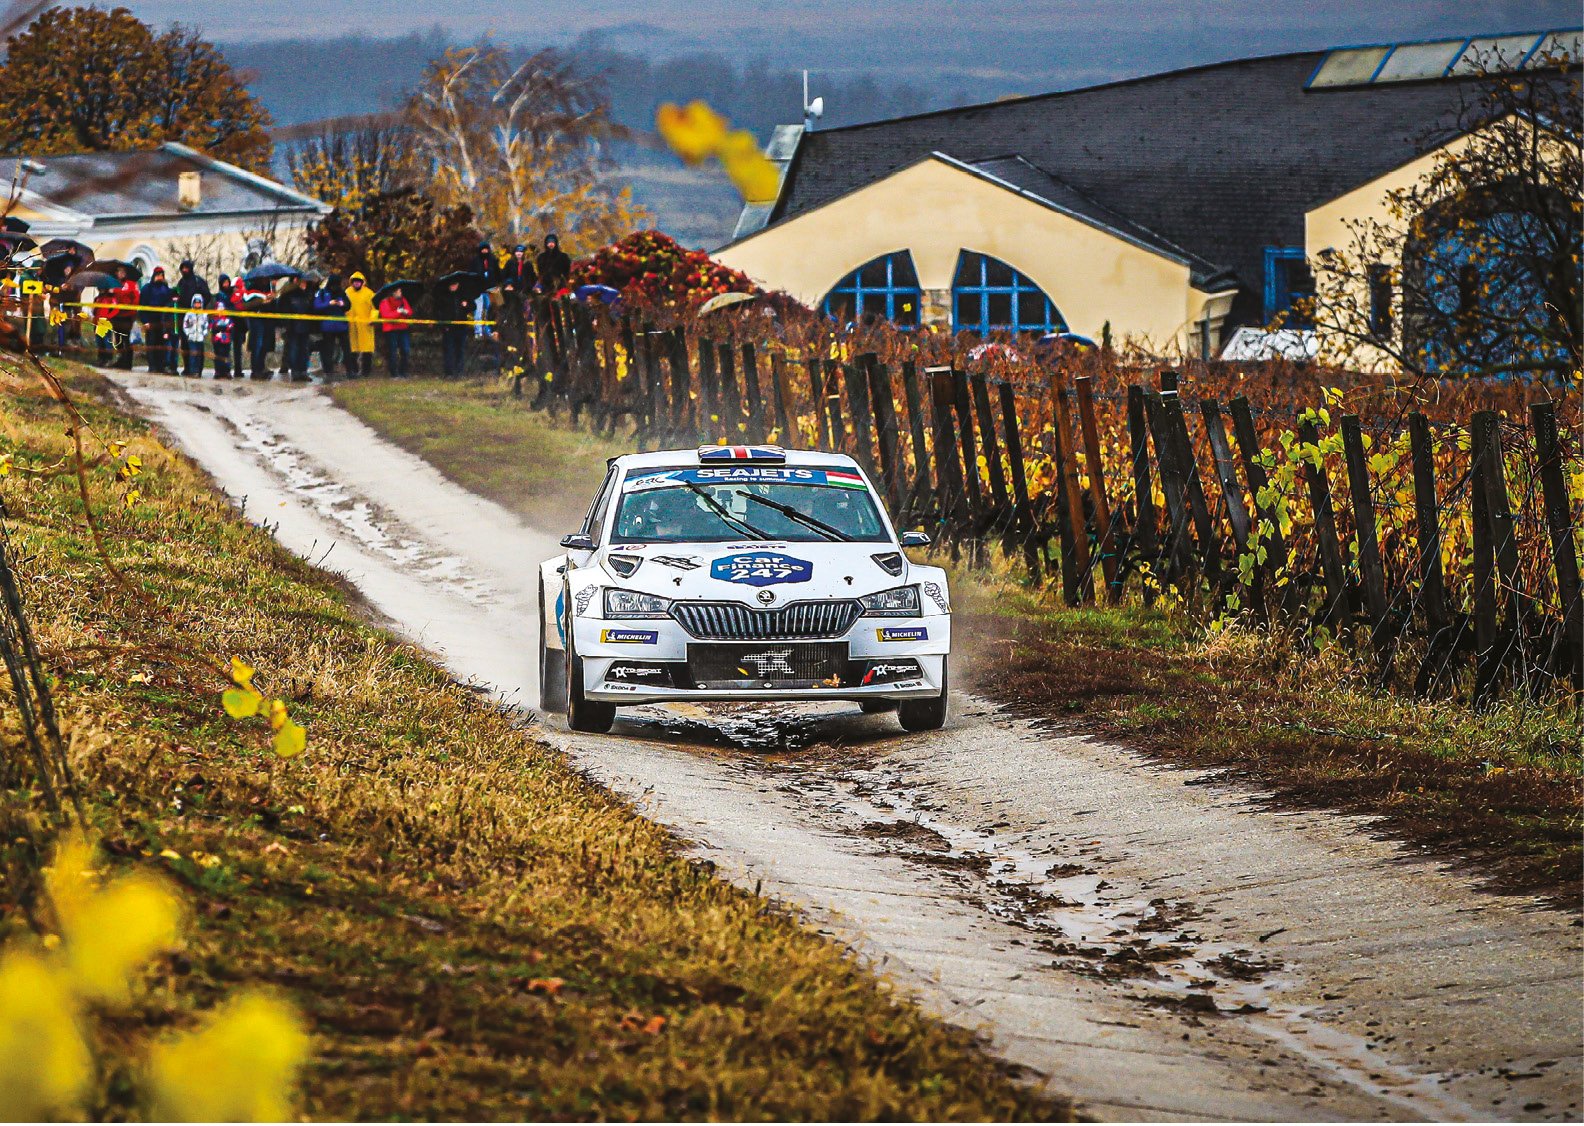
left=696, top=445, right=786, bottom=462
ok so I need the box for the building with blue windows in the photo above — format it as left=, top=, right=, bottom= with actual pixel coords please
left=717, top=29, right=1578, bottom=365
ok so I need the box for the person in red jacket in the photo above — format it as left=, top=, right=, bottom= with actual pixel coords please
left=377, top=285, right=412, bottom=378
left=109, top=265, right=139, bottom=369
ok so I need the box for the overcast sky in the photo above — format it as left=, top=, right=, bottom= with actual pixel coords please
left=74, top=0, right=1581, bottom=87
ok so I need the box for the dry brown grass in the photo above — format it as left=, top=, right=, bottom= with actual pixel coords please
left=0, top=366, right=1065, bottom=1121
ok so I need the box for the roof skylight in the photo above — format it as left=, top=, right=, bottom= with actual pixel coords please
left=1307, top=29, right=1578, bottom=89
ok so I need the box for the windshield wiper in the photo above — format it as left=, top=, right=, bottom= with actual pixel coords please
left=681, top=481, right=771, bottom=539
left=743, top=492, right=852, bottom=541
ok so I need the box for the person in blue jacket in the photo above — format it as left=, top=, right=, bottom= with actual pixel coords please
left=313, top=274, right=352, bottom=378
left=138, top=266, right=174, bottom=372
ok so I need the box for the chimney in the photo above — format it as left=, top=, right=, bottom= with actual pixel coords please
left=178, top=170, right=201, bottom=211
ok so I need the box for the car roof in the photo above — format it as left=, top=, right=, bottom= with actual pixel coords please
left=612, top=448, right=863, bottom=471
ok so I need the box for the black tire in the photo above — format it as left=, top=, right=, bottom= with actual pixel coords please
left=539, top=584, right=567, bottom=714
left=564, top=615, right=616, bottom=734
left=859, top=699, right=897, bottom=714
left=897, top=660, right=949, bottom=732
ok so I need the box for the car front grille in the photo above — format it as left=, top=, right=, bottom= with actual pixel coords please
left=687, top=642, right=849, bottom=689
left=671, top=599, right=861, bottom=640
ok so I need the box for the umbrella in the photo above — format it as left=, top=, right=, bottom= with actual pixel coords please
left=1033, top=332, right=1096, bottom=352
left=42, top=252, right=87, bottom=285
left=434, top=271, right=491, bottom=302
left=574, top=284, right=622, bottom=305
left=60, top=269, right=117, bottom=290
left=697, top=291, right=755, bottom=316
left=87, top=258, right=141, bottom=281
left=41, top=238, right=92, bottom=261
left=0, top=232, right=37, bottom=254
left=373, top=279, right=421, bottom=304
left=242, top=261, right=300, bottom=284
left=3, top=216, right=29, bottom=233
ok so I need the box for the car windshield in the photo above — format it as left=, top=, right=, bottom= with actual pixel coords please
left=611, top=466, right=888, bottom=544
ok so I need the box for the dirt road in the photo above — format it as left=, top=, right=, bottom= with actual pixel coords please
left=112, top=373, right=1581, bottom=1122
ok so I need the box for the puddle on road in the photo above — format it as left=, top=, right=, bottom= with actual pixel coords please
left=654, top=701, right=1482, bottom=1122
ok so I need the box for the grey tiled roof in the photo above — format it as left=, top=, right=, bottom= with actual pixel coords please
left=769, top=51, right=1484, bottom=325
left=11, top=142, right=326, bottom=218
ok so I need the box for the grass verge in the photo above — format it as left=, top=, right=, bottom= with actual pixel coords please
left=952, top=570, right=1581, bottom=904
left=330, top=376, right=628, bottom=534
left=0, top=366, right=1064, bottom=1120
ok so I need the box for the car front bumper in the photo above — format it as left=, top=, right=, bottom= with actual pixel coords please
left=573, top=613, right=949, bottom=704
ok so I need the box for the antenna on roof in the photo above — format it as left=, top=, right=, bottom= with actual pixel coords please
left=802, top=70, right=824, bottom=131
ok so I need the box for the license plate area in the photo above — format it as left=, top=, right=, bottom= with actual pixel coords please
left=686, top=642, right=850, bottom=689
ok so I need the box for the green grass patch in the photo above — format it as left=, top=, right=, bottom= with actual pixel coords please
left=330, top=376, right=628, bottom=534
left=0, top=367, right=1064, bottom=1120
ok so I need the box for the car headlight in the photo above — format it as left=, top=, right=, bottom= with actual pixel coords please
left=603, top=588, right=672, bottom=619
left=859, top=585, right=920, bottom=616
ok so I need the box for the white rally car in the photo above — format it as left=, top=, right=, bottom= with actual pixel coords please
left=539, top=444, right=951, bottom=734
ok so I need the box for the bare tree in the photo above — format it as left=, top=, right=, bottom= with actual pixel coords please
left=1310, top=48, right=1581, bottom=381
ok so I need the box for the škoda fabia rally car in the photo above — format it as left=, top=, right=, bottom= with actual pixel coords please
left=539, top=445, right=951, bottom=734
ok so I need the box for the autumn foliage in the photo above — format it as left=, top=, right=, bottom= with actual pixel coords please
left=567, top=230, right=758, bottom=310
left=0, top=7, right=273, bottom=173
left=305, top=188, right=483, bottom=295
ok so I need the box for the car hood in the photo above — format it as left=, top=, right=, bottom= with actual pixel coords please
left=595, top=541, right=911, bottom=602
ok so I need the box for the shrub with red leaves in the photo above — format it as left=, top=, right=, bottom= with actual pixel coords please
left=568, top=230, right=758, bottom=312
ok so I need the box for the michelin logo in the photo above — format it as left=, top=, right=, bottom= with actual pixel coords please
left=600, top=629, right=659, bottom=644
left=876, top=626, right=928, bottom=642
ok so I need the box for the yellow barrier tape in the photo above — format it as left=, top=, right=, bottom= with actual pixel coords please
left=58, top=301, right=495, bottom=328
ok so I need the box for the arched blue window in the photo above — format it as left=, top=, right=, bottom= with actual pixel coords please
left=823, top=251, right=921, bottom=327
left=952, top=250, right=1066, bottom=334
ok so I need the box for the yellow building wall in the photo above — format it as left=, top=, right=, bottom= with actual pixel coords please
left=717, top=157, right=1225, bottom=349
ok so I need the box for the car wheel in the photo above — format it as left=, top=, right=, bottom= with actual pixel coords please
left=538, top=584, right=567, bottom=714
left=564, top=616, right=616, bottom=734
left=859, top=700, right=897, bottom=714
left=897, top=659, right=949, bottom=732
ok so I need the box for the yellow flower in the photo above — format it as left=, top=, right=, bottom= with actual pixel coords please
left=45, top=833, right=182, bottom=1005
left=655, top=101, right=730, bottom=163
left=146, top=992, right=308, bottom=1123
left=0, top=952, right=92, bottom=1120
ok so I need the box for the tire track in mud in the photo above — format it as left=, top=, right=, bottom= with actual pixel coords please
left=111, top=374, right=1583, bottom=1123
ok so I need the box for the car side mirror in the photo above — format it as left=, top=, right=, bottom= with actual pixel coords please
left=560, top=532, right=596, bottom=551
left=900, top=531, right=931, bottom=547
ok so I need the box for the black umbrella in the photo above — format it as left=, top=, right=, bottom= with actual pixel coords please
left=88, top=258, right=142, bottom=281
left=60, top=269, right=118, bottom=290
left=0, top=231, right=37, bottom=254
left=434, top=271, right=491, bottom=302
left=373, top=279, right=422, bottom=304
left=3, top=216, right=29, bottom=233
left=42, top=252, right=86, bottom=286
left=241, top=261, right=300, bottom=284
left=41, top=237, right=92, bottom=261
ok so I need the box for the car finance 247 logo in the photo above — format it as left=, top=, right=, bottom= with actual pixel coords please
left=710, top=552, right=812, bottom=587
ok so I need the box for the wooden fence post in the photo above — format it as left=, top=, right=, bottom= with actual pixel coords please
left=1199, top=398, right=1253, bottom=607
left=1144, top=390, right=1193, bottom=582
left=1531, top=401, right=1583, bottom=694
left=823, top=359, right=846, bottom=449
left=868, top=359, right=903, bottom=514
left=741, top=343, right=765, bottom=443
left=769, top=352, right=792, bottom=445
left=900, top=360, right=933, bottom=523
left=1074, top=376, right=1119, bottom=600
left=697, top=337, right=718, bottom=437
left=1407, top=412, right=1455, bottom=695
left=807, top=358, right=830, bottom=449
left=1052, top=373, right=1093, bottom=600
left=1297, top=417, right=1350, bottom=630
left=1472, top=410, right=1524, bottom=693
left=950, top=368, right=984, bottom=527
left=717, top=342, right=742, bottom=437
left=1469, top=419, right=1501, bottom=702
left=970, top=373, right=1011, bottom=540
left=928, top=366, right=967, bottom=560
left=1228, top=396, right=1294, bottom=619
left=1126, top=386, right=1160, bottom=601
left=845, top=359, right=876, bottom=474
left=1339, top=414, right=1389, bottom=634
left=999, top=380, right=1042, bottom=583
left=1163, top=391, right=1221, bottom=582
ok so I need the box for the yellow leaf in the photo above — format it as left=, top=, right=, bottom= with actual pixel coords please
left=271, top=720, right=306, bottom=760
left=221, top=687, right=262, bottom=719
left=0, top=952, right=92, bottom=1119
left=654, top=101, right=729, bottom=163
left=146, top=992, right=308, bottom=1123
left=229, top=657, right=254, bottom=689
left=719, top=129, right=780, bottom=203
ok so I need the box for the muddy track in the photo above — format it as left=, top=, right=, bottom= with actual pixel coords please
left=111, top=373, right=1582, bottom=1123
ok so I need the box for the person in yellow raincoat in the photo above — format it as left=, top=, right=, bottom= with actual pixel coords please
left=345, top=271, right=377, bottom=378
